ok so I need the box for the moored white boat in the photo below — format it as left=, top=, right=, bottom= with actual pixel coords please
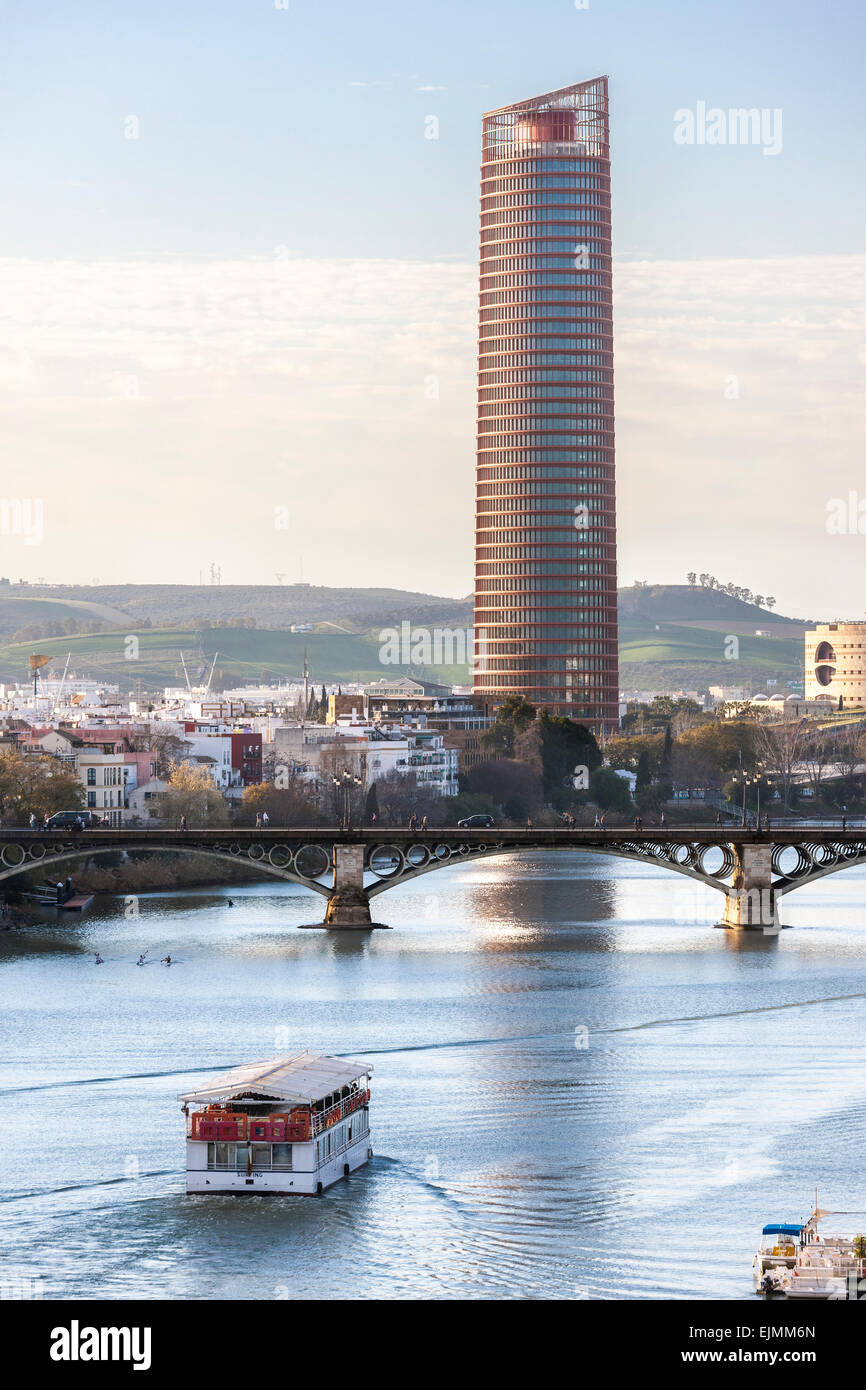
left=752, top=1222, right=802, bottom=1286
left=755, top=1202, right=866, bottom=1300
left=179, top=1052, right=373, bottom=1195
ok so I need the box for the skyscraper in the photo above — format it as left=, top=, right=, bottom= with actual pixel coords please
left=473, top=78, right=618, bottom=734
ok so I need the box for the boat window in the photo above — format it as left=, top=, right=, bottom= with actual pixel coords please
left=251, top=1144, right=271, bottom=1169
left=273, top=1143, right=292, bottom=1170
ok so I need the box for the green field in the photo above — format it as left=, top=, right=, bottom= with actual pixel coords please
left=0, top=594, right=132, bottom=637
left=618, top=618, right=802, bottom=671
left=0, top=627, right=473, bottom=689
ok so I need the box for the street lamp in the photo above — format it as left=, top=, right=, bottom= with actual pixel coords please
left=332, top=770, right=362, bottom=830
left=732, top=772, right=748, bottom=827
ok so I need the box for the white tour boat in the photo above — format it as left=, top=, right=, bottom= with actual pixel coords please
left=179, top=1052, right=373, bottom=1195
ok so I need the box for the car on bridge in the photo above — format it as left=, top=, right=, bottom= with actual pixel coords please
left=457, top=814, right=496, bottom=829
left=44, top=811, right=104, bottom=830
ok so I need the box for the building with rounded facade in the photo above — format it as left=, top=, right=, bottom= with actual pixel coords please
left=805, top=621, right=866, bottom=708
left=472, top=77, right=618, bottom=735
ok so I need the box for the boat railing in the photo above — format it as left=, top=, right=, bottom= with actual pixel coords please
left=310, top=1089, right=370, bottom=1136
left=186, top=1087, right=370, bottom=1140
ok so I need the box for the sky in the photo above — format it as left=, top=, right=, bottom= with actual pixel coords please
left=0, top=0, right=864, bottom=617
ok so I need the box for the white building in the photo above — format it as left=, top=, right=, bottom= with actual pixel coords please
left=806, top=621, right=866, bottom=710
left=273, top=721, right=458, bottom=797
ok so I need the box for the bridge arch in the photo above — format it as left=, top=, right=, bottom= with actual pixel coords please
left=364, top=838, right=738, bottom=898
left=0, top=841, right=334, bottom=899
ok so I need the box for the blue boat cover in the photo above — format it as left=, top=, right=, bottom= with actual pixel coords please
left=762, top=1223, right=802, bottom=1236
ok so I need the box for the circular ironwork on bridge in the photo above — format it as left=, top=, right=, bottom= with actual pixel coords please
left=368, top=845, right=404, bottom=878
left=294, top=845, right=330, bottom=880
left=771, top=844, right=812, bottom=879
left=267, top=845, right=293, bottom=869
left=405, top=844, right=430, bottom=869
left=811, top=842, right=840, bottom=868
left=247, top=844, right=265, bottom=861
left=1, top=843, right=25, bottom=867
left=695, top=844, right=735, bottom=880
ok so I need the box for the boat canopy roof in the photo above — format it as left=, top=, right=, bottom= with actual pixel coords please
left=762, top=1224, right=802, bottom=1236
left=179, top=1052, right=373, bottom=1107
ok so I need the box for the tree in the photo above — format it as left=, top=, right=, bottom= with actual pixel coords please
left=364, top=782, right=380, bottom=824
left=237, top=777, right=321, bottom=827
left=801, top=728, right=833, bottom=804
left=0, top=750, right=85, bottom=822
left=635, top=749, right=651, bottom=791
left=604, top=733, right=665, bottom=778
left=373, top=769, right=440, bottom=827
left=659, top=724, right=674, bottom=782
left=130, top=725, right=186, bottom=778
left=464, top=758, right=541, bottom=821
left=588, top=767, right=633, bottom=815
left=481, top=695, right=537, bottom=757
left=686, top=572, right=697, bottom=586
left=156, top=762, right=230, bottom=826
left=754, top=719, right=807, bottom=811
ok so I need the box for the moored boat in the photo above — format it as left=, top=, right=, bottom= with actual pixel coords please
left=755, top=1202, right=866, bottom=1299
left=180, top=1052, right=373, bottom=1195
left=752, top=1222, right=802, bottom=1285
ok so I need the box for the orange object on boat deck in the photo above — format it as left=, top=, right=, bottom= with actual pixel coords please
left=191, top=1110, right=248, bottom=1141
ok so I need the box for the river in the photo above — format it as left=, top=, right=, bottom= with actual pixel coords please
left=2, top=850, right=865, bottom=1300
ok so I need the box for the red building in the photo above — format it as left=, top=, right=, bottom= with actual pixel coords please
left=230, top=731, right=262, bottom=786
left=473, top=78, right=619, bottom=735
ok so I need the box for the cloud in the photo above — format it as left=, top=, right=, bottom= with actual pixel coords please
left=0, top=253, right=863, bottom=613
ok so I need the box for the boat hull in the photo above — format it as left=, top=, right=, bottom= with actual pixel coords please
left=186, top=1135, right=372, bottom=1195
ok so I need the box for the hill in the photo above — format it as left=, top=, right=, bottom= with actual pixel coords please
left=617, top=584, right=805, bottom=690
left=0, top=583, right=473, bottom=634
left=0, top=582, right=807, bottom=694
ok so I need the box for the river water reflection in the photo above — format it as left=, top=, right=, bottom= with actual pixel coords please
left=2, top=850, right=865, bottom=1299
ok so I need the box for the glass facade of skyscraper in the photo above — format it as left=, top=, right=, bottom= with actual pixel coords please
left=473, top=78, right=618, bottom=733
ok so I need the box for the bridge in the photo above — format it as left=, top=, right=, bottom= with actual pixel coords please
left=1, top=825, right=865, bottom=933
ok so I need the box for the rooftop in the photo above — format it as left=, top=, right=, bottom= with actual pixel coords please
left=178, top=1052, right=372, bottom=1107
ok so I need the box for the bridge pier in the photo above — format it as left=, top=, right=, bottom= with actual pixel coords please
left=319, top=845, right=387, bottom=930
left=717, top=845, right=783, bottom=933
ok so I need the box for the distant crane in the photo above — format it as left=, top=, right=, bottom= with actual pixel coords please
left=57, top=652, right=72, bottom=702
left=203, top=653, right=219, bottom=696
